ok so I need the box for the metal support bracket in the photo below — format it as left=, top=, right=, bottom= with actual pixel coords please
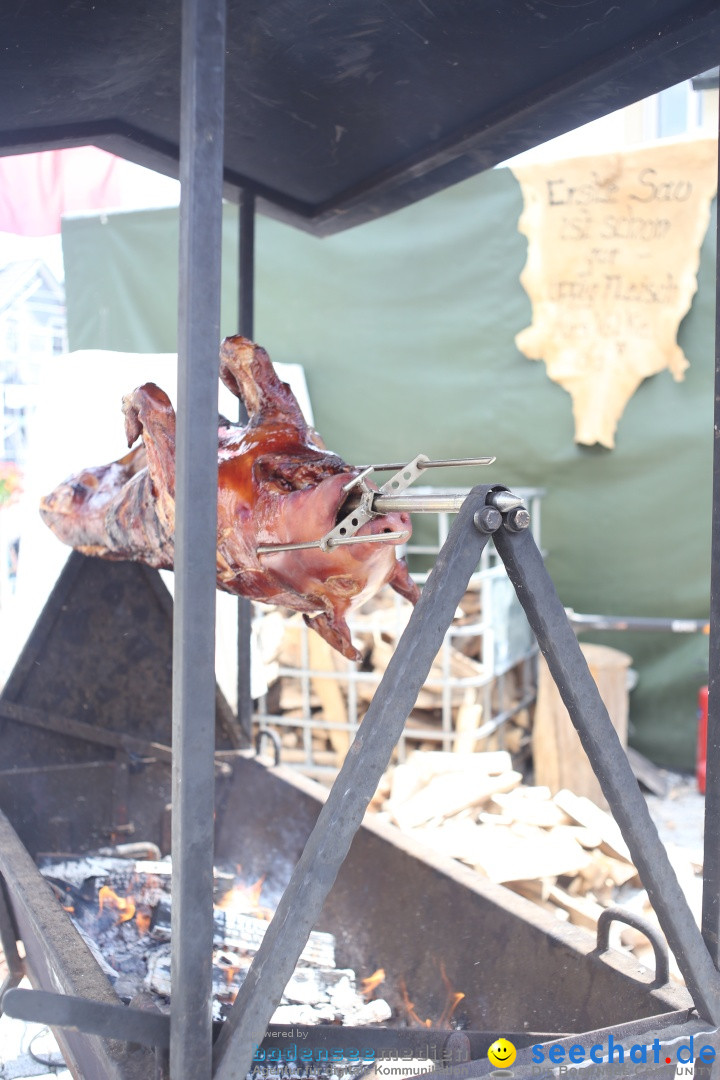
left=493, top=518, right=720, bottom=1023
left=213, top=484, right=498, bottom=1079
left=214, top=484, right=720, bottom=1079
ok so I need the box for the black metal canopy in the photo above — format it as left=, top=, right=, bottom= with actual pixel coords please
left=1, top=0, right=718, bottom=236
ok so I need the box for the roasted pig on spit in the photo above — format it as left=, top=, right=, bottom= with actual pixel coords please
left=40, top=336, right=419, bottom=660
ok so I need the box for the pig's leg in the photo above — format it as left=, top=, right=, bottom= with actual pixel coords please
left=388, top=556, right=421, bottom=605
left=304, top=610, right=362, bottom=663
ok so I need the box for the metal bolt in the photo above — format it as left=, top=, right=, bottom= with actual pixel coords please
left=505, top=506, right=531, bottom=532
left=490, top=489, right=525, bottom=513
left=473, top=506, right=502, bottom=534
left=443, top=1030, right=471, bottom=1065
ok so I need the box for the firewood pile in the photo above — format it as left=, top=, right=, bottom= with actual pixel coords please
left=257, top=584, right=534, bottom=769
left=368, top=750, right=699, bottom=984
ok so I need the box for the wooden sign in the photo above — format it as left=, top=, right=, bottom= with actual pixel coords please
left=512, top=140, right=717, bottom=448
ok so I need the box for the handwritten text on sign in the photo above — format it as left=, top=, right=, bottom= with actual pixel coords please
left=512, top=141, right=717, bottom=449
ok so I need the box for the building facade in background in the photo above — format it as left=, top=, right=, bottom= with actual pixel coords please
left=0, top=258, right=66, bottom=464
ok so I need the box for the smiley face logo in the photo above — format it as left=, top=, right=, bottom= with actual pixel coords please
left=488, top=1038, right=517, bottom=1068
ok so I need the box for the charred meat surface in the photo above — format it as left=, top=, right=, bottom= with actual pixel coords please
left=40, top=336, right=419, bottom=659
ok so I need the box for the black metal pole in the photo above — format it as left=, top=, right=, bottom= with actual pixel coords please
left=701, top=117, right=720, bottom=967
left=237, top=190, right=255, bottom=745
left=238, top=189, right=255, bottom=344
left=494, top=523, right=720, bottom=1023
left=172, top=0, right=226, bottom=1076
left=212, top=488, right=496, bottom=1080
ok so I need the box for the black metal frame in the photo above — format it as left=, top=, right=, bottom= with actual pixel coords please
left=701, top=124, right=720, bottom=967
left=236, top=189, right=255, bottom=746
left=3, top=484, right=718, bottom=1077
left=0, top=0, right=719, bottom=1077
left=170, top=1, right=226, bottom=1077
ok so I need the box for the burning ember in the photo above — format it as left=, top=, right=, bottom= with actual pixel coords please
left=38, top=852, right=394, bottom=1025
left=215, top=871, right=273, bottom=920
left=39, top=852, right=464, bottom=1035
left=98, top=885, right=136, bottom=924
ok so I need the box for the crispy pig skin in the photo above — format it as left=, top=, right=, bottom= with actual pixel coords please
left=40, top=336, right=419, bottom=660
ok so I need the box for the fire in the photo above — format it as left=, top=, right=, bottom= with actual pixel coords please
left=135, top=910, right=152, bottom=935
left=98, top=885, right=136, bottom=925
left=398, top=977, right=431, bottom=1028
left=361, top=968, right=386, bottom=999
left=398, top=963, right=465, bottom=1028
left=438, top=960, right=465, bottom=1027
left=214, top=874, right=273, bottom=920
left=223, top=963, right=242, bottom=986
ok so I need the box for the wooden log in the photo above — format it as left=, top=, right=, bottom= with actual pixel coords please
left=453, top=691, right=483, bottom=754
left=490, top=788, right=571, bottom=829
left=406, top=749, right=513, bottom=776
left=546, top=884, right=605, bottom=931
left=547, top=824, right=603, bottom=850
left=308, top=631, right=351, bottom=762
left=461, top=821, right=592, bottom=883
left=389, top=770, right=522, bottom=830
left=532, top=643, right=631, bottom=809
left=553, top=788, right=633, bottom=863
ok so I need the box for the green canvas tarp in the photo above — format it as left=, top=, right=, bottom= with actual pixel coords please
left=61, top=164, right=717, bottom=769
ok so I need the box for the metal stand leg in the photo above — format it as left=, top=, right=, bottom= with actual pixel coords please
left=494, top=522, right=720, bottom=1022
left=236, top=189, right=255, bottom=746
left=701, top=107, right=720, bottom=968
left=212, top=486, right=498, bottom=1079
left=171, top=0, right=227, bottom=1076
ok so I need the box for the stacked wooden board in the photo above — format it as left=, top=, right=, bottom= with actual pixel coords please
left=369, top=750, right=699, bottom=983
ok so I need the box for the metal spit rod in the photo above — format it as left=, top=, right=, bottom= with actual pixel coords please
left=359, top=455, right=495, bottom=470
left=257, top=530, right=409, bottom=555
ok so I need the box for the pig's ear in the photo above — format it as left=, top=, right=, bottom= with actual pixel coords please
left=121, top=383, right=176, bottom=499
left=307, top=427, right=327, bottom=450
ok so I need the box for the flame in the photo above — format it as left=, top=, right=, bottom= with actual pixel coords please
left=98, top=885, right=136, bottom=925
left=398, top=977, right=431, bottom=1028
left=223, top=963, right=242, bottom=986
left=135, top=910, right=152, bottom=936
left=398, top=963, right=465, bottom=1028
left=438, top=961, right=465, bottom=1026
left=361, top=968, right=386, bottom=999
left=214, top=874, right=273, bottom=920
